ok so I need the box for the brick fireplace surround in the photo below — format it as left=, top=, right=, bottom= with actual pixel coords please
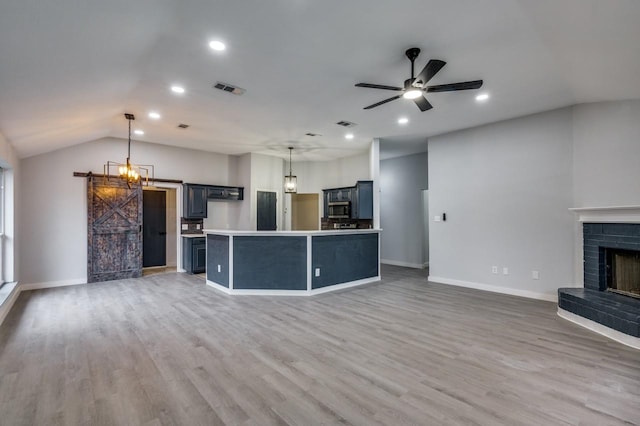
left=558, top=207, right=640, bottom=350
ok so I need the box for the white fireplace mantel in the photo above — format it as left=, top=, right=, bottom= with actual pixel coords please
left=569, top=205, right=640, bottom=223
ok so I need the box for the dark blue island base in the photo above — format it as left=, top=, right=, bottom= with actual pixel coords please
left=204, top=229, right=381, bottom=296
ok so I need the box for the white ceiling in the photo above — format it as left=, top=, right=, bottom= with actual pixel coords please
left=1, top=0, right=639, bottom=161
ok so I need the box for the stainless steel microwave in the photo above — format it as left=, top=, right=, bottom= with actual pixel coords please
left=328, top=201, right=351, bottom=218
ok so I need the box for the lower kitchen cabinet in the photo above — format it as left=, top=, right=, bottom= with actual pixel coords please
left=182, top=236, right=206, bottom=274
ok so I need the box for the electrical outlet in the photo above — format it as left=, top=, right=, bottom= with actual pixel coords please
left=532, top=270, right=540, bottom=280
left=492, top=266, right=498, bottom=274
left=315, top=268, right=320, bottom=277
left=503, top=267, right=509, bottom=275
left=217, top=264, right=221, bottom=273
left=181, top=224, right=188, bottom=231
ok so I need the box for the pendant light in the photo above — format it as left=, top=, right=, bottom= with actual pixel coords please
left=104, top=113, right=154, bottom=187
left=284, top=147, right=297, bottom=193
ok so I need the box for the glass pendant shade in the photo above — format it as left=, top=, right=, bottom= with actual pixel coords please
left=284, top=175, right=297, bottom=193
left=284, top=147, right=297, bottom=193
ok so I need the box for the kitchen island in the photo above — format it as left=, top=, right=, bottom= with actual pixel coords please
left=204, top=229, right=380, bottom=295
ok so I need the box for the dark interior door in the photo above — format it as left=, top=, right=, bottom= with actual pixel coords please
left=87, top=177, right=142, bottom=283
left=257, top=191, right=277, bottom=231
left=143, top=190, right=167, bottom=267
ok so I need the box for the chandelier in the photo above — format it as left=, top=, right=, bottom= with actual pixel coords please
left=104, top=113, right=154, bottom=186
left=284, top=146, right=297, bottom=193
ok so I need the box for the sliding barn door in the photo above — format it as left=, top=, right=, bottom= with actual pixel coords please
left=87, top=176, right=143, bottom=283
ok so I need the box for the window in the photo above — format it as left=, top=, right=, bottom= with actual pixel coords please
left=0, top=167, right=4, bottom=284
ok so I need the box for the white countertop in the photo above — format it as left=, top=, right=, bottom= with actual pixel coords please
left=181, top=234, right=205, bottom=238
left=203, top=228, right=381, bottom=236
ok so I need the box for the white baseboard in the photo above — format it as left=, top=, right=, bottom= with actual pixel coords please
left=428, top=275, right=558, bottom=302
left=0, top=283, right=21, bottom=326
left=310, top=276, right=381, bottom=295
left=558, top=308, right=639, bottom=350
left=206, top=276, right=381, bottom=296
left=381, top=259, right=428, bottom=269
left=20, top=278, right=87, bottom=291
left=206, top=280, right=232, bottom=294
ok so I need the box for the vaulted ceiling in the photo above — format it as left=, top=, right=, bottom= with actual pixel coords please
left=1, top=0, right=639, bottom=161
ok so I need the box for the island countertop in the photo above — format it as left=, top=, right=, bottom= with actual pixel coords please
left=203, top=228, right=381, bottom=236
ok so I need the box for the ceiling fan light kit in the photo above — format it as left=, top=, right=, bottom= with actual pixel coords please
left=355, top=47, right=483, bottom=111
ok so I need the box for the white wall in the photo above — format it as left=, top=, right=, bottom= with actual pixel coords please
left=227, top=154, right=252, bottom=231
left=380, top=152, right=428, bottom=268
left=0, top=132, right=19, bottom=283
left=165, top=188, right=177, bottom=267
left=370, top=139, right=381, bottom=230
left=294, top=152, right=370, bottom=193
left=19, top=137, right=235, bottom=285
left=291, top=151, right=371, bottom=225
left=573, top=99, right=640, bottom=207
left=428, top=108, right=575, bottom=300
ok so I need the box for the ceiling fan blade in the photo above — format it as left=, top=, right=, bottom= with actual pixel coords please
left=413, top=95, right=433, bottom=112
left=414, top=59, right=446, bottom=86
left=355, top=83, right=403, bottom=91
left=426, top=80, right=483, bottom=92
left=363, top=94, right=403, bottom=110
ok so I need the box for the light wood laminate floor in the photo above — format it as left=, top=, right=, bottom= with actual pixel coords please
left=1, top=265, right=638, bottom=425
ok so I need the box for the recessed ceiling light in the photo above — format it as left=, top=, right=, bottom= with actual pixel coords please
left=345, top=133, right=354, bottom=140
left=209, top=40, right=226, bottom=51
left=134, top=129, right=144, bottom=135
left=403, top=89, right=422, bottom=100
left=148, top=111, right=161, bottom=120
left=171, top=85, right=185, bottom=94
left=398, top=117, right=409, bottom=125
left=476, top=93, right=490, bottom=102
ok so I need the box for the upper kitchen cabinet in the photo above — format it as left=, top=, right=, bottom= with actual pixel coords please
left=183, top=183, right=244, bottom=218
left=353, top=180, right=373, bottom=219
left=322, top=180, right=373, bottom=220
left=184, top=184, right=207, bottom=218
left=208, top=186, right=244, bottom=201
left=327, top=188, right=352, bottom=202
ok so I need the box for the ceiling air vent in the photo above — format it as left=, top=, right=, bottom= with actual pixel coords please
left=213, top=82, right=246, bottom=96
left=177, top=123, right=189, bottom=129
left=336, top=120, right=357, bottom=128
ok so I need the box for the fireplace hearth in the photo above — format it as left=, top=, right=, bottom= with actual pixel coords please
left=558, top=222, right=640, bottom=340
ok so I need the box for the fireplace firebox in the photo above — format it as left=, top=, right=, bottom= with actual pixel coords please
left=605, top=248, right=640, bottom=298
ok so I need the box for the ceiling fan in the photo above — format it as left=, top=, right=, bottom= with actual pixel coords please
left=355, top=47, right=483, bottom=111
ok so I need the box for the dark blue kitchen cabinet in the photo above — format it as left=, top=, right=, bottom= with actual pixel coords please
left=184, top=184, right=207, bottom=218
left=322, top=180, right=373, bottom=219
left=354, top=181, right=373, bottom=219
left=183, top=183, right=244, bottom=219
left=182, top=236, right=206, bottom=274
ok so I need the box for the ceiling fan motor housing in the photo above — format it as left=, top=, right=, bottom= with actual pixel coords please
left=405, top=47, right=421, bottom=61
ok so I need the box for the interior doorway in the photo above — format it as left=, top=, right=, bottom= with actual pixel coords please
left=142, top=187, right=178, bottom=271
left=257, top=191, right=277, bottom=231
left=143, top=190, right=166, bottom=267
left=422, top=189, right=430, bottom=268
left=291, top=193, right=319, bottom=230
